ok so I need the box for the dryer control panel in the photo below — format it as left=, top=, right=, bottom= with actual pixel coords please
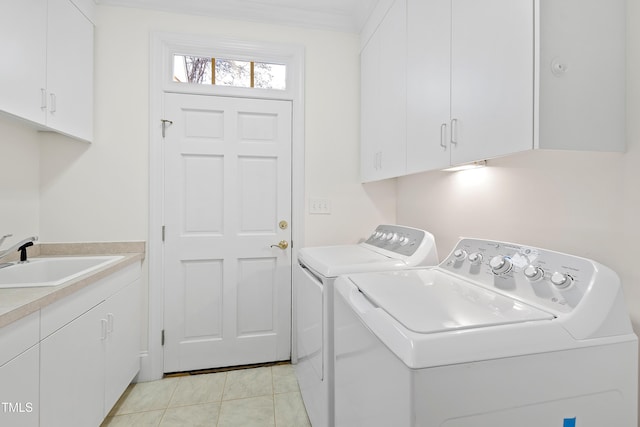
left=364, top=225, right=428, bottom=257
left=362, top=225, right=439, bottom=267
left=441, top=238, right=613, bottom=315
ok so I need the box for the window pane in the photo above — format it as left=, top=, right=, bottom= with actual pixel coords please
left=173, top=55, right=286, bottom=90
left=173, top=55, right=212, bottom=84
left=254, top=62, right=286, bottom=90
left=215, top=59, right=251, bottom=88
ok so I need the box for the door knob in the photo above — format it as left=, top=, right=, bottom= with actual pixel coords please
left=271, top=240, right=289, bottom=250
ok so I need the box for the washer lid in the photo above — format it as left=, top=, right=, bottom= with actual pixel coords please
left=352, top=269, right=555, bottom=334
left=298, top=245, right=405, bottom=278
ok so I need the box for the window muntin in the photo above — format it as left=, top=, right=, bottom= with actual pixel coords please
left=173, top=55, right=286, bottom=90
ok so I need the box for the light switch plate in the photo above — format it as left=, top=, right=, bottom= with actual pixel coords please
left=309, top=198, right=331, bottom=214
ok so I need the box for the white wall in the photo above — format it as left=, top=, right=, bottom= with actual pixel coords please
left=396, top=1, right=640, bottom=332
left=0, top=116, right=40, bottom=245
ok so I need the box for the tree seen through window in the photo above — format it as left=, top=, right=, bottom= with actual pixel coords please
left=173, top=55, right=286, bottom=90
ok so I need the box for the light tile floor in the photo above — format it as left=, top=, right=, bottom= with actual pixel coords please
left=101, top=364, right=311, bottom=427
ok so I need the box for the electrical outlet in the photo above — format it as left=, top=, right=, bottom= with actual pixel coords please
left=309, top=198, right=331, bottom=214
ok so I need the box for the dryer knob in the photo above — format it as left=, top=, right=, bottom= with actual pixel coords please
left=523, top=265, right=544, bottom=281
left=551, top=272, right=572, bottom=289
left=453, top=249, right=467, bottom=261
left=468, top=252, right=483, bottom=265
left=390, top=233, right=400, bottom=243
left=490, top=255, right=512, bottom=275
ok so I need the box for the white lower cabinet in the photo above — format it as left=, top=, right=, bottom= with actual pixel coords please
left=40, top=265, right=141, bottom=427
left=0, top=261, right=141, bottom=427
left=104, top=280, right=141, bottom=416
left=0, top=346, right=40, bottom=427
left=0, top=311, right=40, bottom=427
left=40, top=303, right=106, bottom=427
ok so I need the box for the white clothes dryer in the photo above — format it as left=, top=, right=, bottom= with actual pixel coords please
left=334, top=238, right=638, bottom=427
left=295, top=225, right=438, bottom=427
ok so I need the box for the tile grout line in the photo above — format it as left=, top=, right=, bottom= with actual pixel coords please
left=215, top=371, right=229, bottom=426
left=156, top=376, right=181, bottom=426
left=271, top=366, right=278, bottom=427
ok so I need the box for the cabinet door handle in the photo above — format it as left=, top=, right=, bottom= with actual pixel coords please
left=450, top=118, right=458, bottom=145
left=107, top=313, right=114, bottom=334
left=100, top=319, right=108, bottom=340
left=50, top=93, right=57, bottom=113
left=440, top=123, right=447, bottom=150
left=41, top=89, right=47, bottom=110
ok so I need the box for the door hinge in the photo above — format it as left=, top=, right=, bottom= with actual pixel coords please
left=162, top=225, right=165, bottom=242
left=161, top=329, right=165, bottom=346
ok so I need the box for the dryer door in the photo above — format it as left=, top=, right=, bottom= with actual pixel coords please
left=295, top=262, right=324, bottom=379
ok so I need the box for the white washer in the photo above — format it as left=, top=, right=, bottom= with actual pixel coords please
left=295, top=225, right=438, bottom=427
left=334, top=238, right=638, bottom=427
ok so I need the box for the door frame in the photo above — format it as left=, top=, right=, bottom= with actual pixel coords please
left=142, top=32, right=305, bottom=381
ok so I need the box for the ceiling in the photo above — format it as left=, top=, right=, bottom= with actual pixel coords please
left=95, top=0, right=380, bottom=33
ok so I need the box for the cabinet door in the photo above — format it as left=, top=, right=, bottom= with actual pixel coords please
left=47, top=0, right=94, bottom=141
left=450, top=0, right=534, bottom=166
left=360, top=0, right=407, bottom=182
left=40, top=303, right=105, bottom=427
left=360, top=29, right=382, bottom=182
left=104, top=279, right=141, bottom=415
left=0, top=346, right=39, bottom=427
left=0, top=0, right=47, bottom=125
left=376, top=0, right=407, bottom=180
left=406, top=0, right=451, bottom=173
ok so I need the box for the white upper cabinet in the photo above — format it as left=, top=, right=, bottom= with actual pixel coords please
left=0, top=0, right=94, bottom=142
left=360, top=0, right=407, bottom=182
left=0, top=0, right=48, bottom=126
left=406, top=0, right=451, bottom=173
left=407, top=0, right=534, bottom=172
left=369, top=0, right=626, bottom=179
left=538, top=0, right=625, bottom=152
left=46, top=0, right=94, bottom=142
left=448, top=0, right=534, bottom=166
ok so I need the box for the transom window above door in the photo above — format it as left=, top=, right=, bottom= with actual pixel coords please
left=173, top=55, right=287, bottom=90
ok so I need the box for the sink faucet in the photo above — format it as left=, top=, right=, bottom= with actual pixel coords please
left=0, top=234, right=12, bottom=247
left=0, top=235, right=39, bottom=264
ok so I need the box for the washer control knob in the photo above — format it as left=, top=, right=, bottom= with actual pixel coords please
left=489, top=255, right=512, bottom=275
left=398, top=236, right=409, bottom=246
left=551, top=272, right=572, bottom=289
left=453, top=249, right=467, bottom=261
left=468, top=252, right=483, bottom=265
left=523, top=265, right=544, bottom=281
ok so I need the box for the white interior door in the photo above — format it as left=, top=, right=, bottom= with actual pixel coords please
left=163, top=93, right=292, bottom=373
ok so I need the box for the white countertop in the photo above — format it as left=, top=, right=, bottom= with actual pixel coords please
left=0, top=242, right=145, bottom=329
